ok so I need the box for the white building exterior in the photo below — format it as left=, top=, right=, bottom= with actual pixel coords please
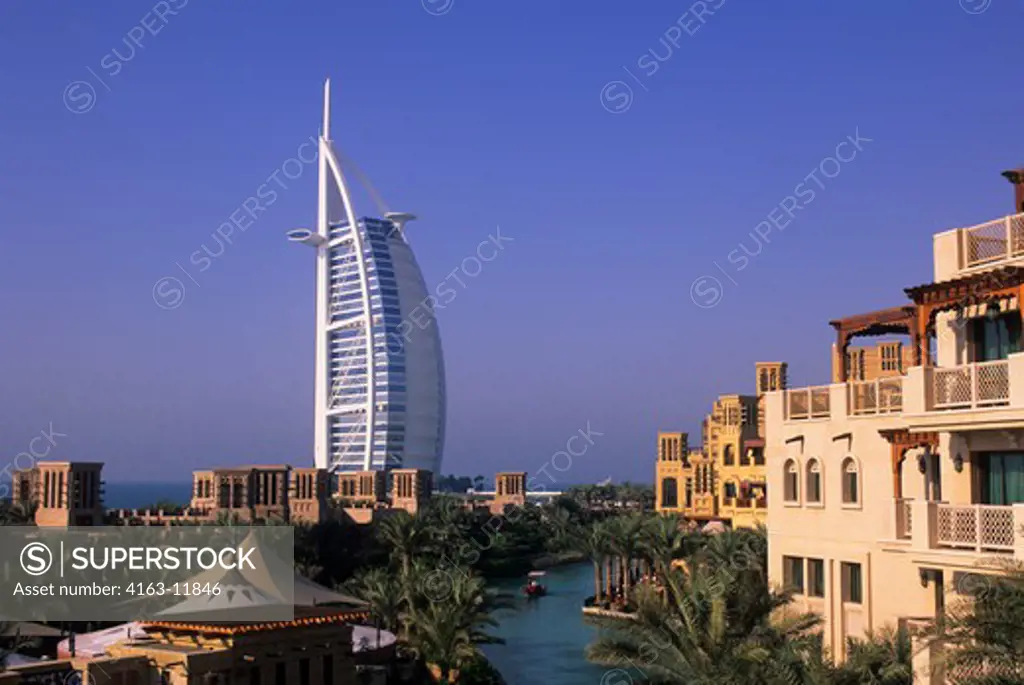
left=765, top=171, right=1024, bottom=682
left=289, top=81, right=445, bottom=474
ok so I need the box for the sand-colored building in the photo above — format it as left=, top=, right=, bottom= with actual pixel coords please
left=765, top=169, right=1024, bottom=680
left=655, top=363, right=784, bottom=528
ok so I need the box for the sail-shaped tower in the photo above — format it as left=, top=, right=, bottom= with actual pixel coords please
left=288, top=80, right=445, bottom=474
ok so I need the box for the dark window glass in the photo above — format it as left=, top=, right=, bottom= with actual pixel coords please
left=249, top=667, right=261, bottom=685
left=842, top=562, right=862, bottom=603
left=980, top=452, right=1024, bottom=505
left=808, top=558, right=825, bottom=598
left=971, top=312, right=1021, bottom=362
left=300, top=658, right=310, bottom=685
left=783, top=556, right=804, bottom=594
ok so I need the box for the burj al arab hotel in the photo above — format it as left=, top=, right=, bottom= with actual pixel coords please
left=288, top=80, right=445, bottom=474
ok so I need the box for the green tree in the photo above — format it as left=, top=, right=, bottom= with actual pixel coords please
left=587, top=562, right=822, bottom=684
left=936, top=565, right=1024, bottom=684
left=403, top=568, right=506, bottom=683
left=832, top=628, right=913, bottom=685
left=377, top=511, right=434, bottom=580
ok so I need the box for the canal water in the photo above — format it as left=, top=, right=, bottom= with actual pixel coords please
left=483, top=562, right=609, bottom=684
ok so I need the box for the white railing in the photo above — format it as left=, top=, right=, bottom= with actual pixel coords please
left=895, top=498, right=912, bottom=540
left=848, top=377, right=903, bottom=415
left=930, top=360, right=1010, bottom=410
left=961, top=212, right=1024, bottom=269
left=786, top=386, right=831, bottom=420
left=936, top=503, right=1015, bottom=553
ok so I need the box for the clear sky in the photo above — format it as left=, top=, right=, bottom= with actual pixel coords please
left=1, top=0, right=1022, bottom=484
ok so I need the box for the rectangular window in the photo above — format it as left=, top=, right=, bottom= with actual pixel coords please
left=249, top=667, right=261, bottom=685
left=724, top=482, right=737, bottom=499
left=807, top=558, right=825, bottom=598
left=300, top=659, right=310, bottom=685
left=275, top=663, right=286, bottom=685
left=783, top=556, right=804, bottom=594
left=979, top=452, right=1024, bottom=505
left=971, top=312, right=1022, bottom=362
left=841, top=562, right=862, bottom=604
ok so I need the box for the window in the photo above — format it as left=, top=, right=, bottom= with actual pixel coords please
left=249, top=667, right=261, bottom=685
left=881, top=343, right=902, bottom=372
left=979, top=452, right=1024, bottom=505
left=784, top=460, right=799, bottom=502
left=783, top=556, right=805, bottom=594
left=685, top=478, right=693, bottom=508
left=276, top=663, right=287, bottom=685
left=723, top=445, right=735, bottom=466
left=660, top=478, right=678, bottom=508
left=724, top=481, right=737, bottom=499
left=300, top=658, right=310, bottom=685
left=971, top=312, right=1021, bottom=362
left=808, top=558, right=825, bottom=598
left=842, top=458, right=859, bottom=504
left=841, top=562, right=862, bottom=604
left=806, top=460, right=822, bottom=504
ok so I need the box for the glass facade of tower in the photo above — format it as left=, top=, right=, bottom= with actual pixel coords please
left=325, top=217, right=445, bottom=473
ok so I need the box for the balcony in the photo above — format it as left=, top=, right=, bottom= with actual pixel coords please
left=783, top=379, right=909, bottom=423
left=900, top=499, right=1024, bottom=559
left=902, top=353, right=1024, bottom=430
left=957, top=212, right=1024, bottom=272
left=848, top=377, right=903, bottom=415
left=785, top=386, right=831, bottom=420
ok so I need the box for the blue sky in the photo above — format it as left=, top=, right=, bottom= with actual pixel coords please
left=1, top=0, right=1022, bottom=483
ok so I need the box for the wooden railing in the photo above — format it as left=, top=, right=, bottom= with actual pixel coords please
left=961, top=212, right=1024, bottom=268
left=936, top=503, right=1015, bottom=553
left=786, top=386, right=831, bottom=420
left=895, top=498, right=912, bottom=540
left=848, top=377, right=903, bottom=415
left=930, top=360, right=1010, bottom=410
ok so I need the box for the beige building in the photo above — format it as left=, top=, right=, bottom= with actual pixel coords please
left=655, top=363, right=784, bottom=528
left=765, top=169, right=1024, bottom=680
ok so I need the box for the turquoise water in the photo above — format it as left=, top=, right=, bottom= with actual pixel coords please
left=483, top=562, right=609, bottom=684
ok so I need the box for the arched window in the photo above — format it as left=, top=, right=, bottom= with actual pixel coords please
left=661, top=477, right=678, bottom=508
left=723, top=444, right=735, bottom=466
left=784, top=460, right=799, bottom=502
left=842, top=457, right=860, bottom=504
left=806, top=459, right=822, bottom=504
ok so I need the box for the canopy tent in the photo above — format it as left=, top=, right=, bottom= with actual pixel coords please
left=134, top=530, right=366, bottom=620
left=57, top=622, right=146, bottom=659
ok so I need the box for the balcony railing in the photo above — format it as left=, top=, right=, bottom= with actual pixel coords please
left=849, top=377, right=903, bottom=415
left=936, top=503, right=1016, bottom=553
left=786, top=386, right=831, bottom=420
left=930, top=360, right=1010, bottom=410
left=754, top=497, right=767, bottom=509
left=961, top=212, right=1024, bottom=269
left=895, top=498, right=912, bottom=539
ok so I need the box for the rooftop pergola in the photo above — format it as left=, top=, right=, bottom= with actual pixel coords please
left=904, top=265, right=1024, bottom=365
left=829, top=306, right=918, bottom=382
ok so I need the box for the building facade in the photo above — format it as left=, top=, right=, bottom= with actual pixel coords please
left=289, top=81, right=445, bottom=475
left=765, top=169, right=1024, bottom=679
left=655, top=362, right=784, bottom=527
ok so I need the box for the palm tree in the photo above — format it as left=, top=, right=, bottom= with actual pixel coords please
left=608, top=514, right=646, bottom=603
left=640, top=514, right=696, bottom=577
left=346, top=566, right=405, bottom=639
left=587, top=559, right=822, bottom=684
left=564, top=520, right=610, bottom=606
left=377, top=511, right=434, bottom=580
left=935, top=564, right=1024, bottom=684
left=833, top=627, right=913, bottom=685
left=403, top=569, right=505, bottom=683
